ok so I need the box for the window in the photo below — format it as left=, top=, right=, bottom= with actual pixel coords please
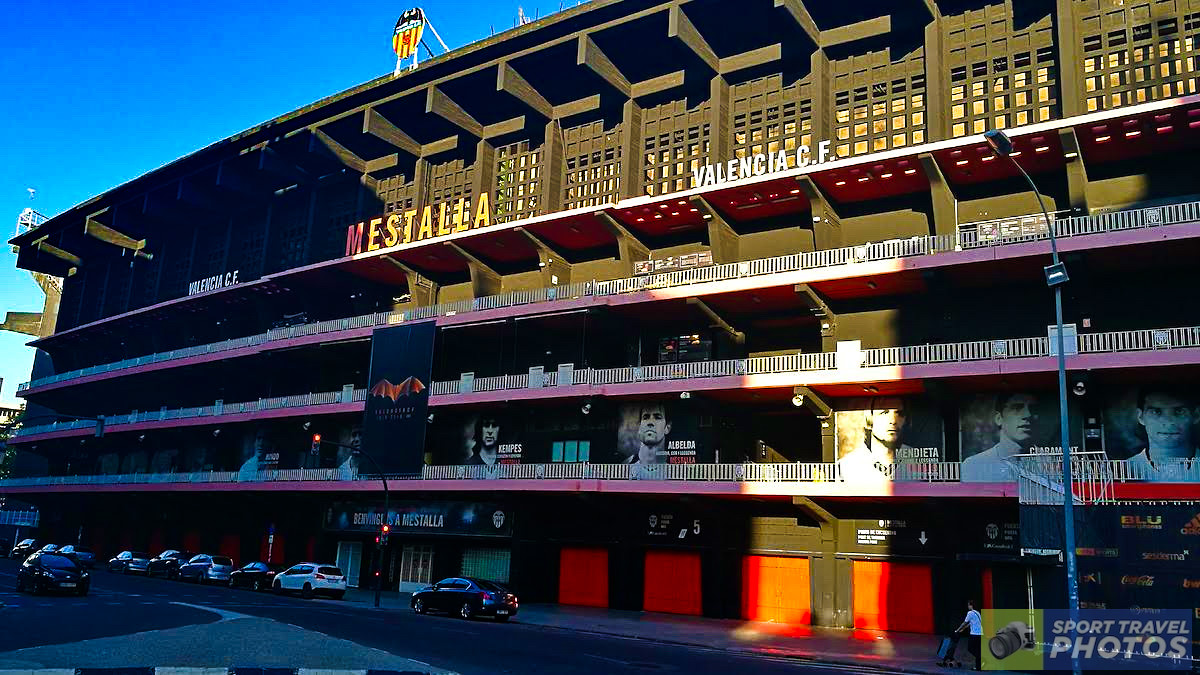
left=552, top=440, right=591, bottom=463
left=954, top=122, right=969, bottom=137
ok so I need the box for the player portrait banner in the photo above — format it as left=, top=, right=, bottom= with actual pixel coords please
left=959, top=392, right=1082, bottom=482
left=361, top=321, right=436, bottom=474
left=392, top=8, right=425, bottom=60
left=459, top=411, right=523, bottom=466
left=835, top=393, right=945, bottom=468
left=1101, top=385, right=1199, bottom=479
left=615, top=401, right=709, bottom=465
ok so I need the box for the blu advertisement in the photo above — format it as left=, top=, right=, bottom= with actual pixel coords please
left=361, top=322, right=436, bottom=474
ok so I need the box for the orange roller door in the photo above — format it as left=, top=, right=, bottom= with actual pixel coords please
left=559, top=547, right=609, bottom=608
left=644, top=550, right=702, bottom=616
left=851, top=560, right=934, bottom=633
left=742, top=555, right=811, bottom=624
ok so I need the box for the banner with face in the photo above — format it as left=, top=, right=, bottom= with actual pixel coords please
left=959, top=392, right=1082, bottom=481
left=615, top=402, right=707, bottom=464
left=834, top=396, right=943, bottom=482
left=1103, top=386, right=1199, bottom=480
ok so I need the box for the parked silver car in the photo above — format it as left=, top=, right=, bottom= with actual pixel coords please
left=108, top=550, right=151, bottom=574
left=178, top=554, right=234, bottom=584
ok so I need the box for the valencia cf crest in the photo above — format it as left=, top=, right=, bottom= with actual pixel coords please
left=393, top=8, right=426, bottom=60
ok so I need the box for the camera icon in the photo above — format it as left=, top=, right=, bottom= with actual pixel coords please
left=989, top=621, right=1035, bottom=660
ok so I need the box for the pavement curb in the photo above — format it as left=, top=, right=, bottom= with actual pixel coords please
left=522, top=620, right=958, bottom=675
left=0, top=670, right=434, bottom=675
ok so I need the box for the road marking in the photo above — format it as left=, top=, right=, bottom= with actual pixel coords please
left=169, top=601, right=257, bottom=621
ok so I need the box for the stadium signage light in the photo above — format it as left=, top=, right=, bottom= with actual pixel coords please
left=187, top=269, right=240, bottom=296
left=692, top=140, right=835, bottom=188
left=345, top=193, right=492, bottom=256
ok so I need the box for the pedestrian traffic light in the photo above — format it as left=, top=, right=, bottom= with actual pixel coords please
left=310, top=433, right=321, bottom=454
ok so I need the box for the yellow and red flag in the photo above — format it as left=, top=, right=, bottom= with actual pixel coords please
left=393, top=8, right=426, bottom=60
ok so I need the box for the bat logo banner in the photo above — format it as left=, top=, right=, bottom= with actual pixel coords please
left=362, top=321, right=436, bottom=474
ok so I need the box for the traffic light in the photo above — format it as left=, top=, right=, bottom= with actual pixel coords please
left=380, top=524, right=390, bottom=547
left=310, top=433, right=321, bottom=455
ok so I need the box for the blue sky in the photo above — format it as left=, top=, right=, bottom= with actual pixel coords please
left=0, top=0, right=576, bottom=406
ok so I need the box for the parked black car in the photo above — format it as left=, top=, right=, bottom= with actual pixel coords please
left=148, top=550, right=195, bottom=579
left=178, top=554, right=234, bottom=584
left=9, top=539, right=38, bottom=560
left=59, top=545, right=96, bottom=569
left=108, top=550, right=151, bottom=574
left=411, top=577, right=518, bottom=621
left=16, top=552, right=90, bottom=596
left=229, top=561, right=285, bottom=591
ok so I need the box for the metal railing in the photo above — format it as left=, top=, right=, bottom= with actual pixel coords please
left=0, top=466, right=356, bottom=488
left=7, top=457, right=1200, bottom=490
left=0, top=510, right=39, bottom=526
left=14, top=389, right=367, bottom=438
left=1018, top=457, right=1200, bottom=504
left=16, top=323, right=1200, bottom=438
left=0, top=462, right=961, bottom=489
left=428, top=323, right=1200, bottom=397
left=20, top=200, right=1199, bottom=393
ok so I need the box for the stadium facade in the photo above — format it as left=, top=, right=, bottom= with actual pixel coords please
left=6, top=0, right=1200, bottom=633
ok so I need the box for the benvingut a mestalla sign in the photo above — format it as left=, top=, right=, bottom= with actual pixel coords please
left=692, top=140, right=835, bottom=188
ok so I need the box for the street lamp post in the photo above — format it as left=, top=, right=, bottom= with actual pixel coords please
left=313, top=433, right=389, bottom=609
left=984, top=129, right=1080, bottom=675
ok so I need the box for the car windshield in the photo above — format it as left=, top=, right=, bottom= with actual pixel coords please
left=472, top=579, right=506, bottom=592
left=213, top=557, right=233, bottom=566
left=18, top=539, right=34, bottom=546
left=41, top=554, right=79, bottom=570
left=318, top=567, right=342, bottom=576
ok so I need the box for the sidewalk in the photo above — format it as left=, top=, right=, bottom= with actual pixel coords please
left=341, top=589, right=1007, bottom=673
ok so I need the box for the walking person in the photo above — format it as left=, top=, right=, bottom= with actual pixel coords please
left=956, top=600, right=984, bottom=671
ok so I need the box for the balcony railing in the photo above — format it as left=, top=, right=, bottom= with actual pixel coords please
left=419, top=461, right=961, bottom=482
left=5, top=457, right=1200, bottom=491
left=13, top=324, right=1200, bottom=439
left=429, top=324, right=1200, bottom=396
left=20, top=200, right=1200, bottom=393
left=0, top=466, right=357, bottom=488
left=14, top=388, right=367, bottom=438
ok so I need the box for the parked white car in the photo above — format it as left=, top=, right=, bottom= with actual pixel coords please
left=272, top=562, right=346, bottom=599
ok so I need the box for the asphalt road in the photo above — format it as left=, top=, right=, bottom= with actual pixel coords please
left=0, top=559, right=890, bottom=674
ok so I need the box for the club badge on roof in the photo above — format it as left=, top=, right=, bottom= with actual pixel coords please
left=393, top=8, right=426, bottom=61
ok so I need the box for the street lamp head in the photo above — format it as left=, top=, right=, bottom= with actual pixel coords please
left=984, top=129, right=1014, bottom=157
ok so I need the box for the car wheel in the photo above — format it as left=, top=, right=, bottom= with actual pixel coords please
left=414, top=598, right=426, bottom=614
left=77, top=588, right=88, bottom=597
left=252, top=580, right=263, bottom=592
left=122, top=565, right=129, bottom=575
left=301, top=583, right=313, bottom=599
left=460, top=602, right=474, bottom=620
left=273, top=580, right=283, bottom=594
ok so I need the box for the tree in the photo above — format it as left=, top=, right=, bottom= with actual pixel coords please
left=0, top=409, right=24, bottom=481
